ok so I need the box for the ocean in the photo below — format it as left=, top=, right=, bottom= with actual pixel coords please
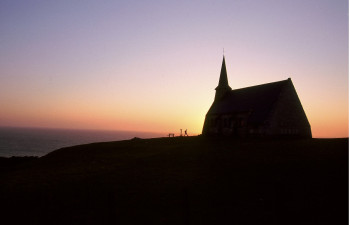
left=0, top=127, right=165, bottom=157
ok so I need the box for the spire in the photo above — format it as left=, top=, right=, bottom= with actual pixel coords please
left=215, top=56, right=231, bottom=101
left=217, top=56, right=230, bottom=88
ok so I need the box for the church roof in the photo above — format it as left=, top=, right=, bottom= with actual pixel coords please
left=216, top=56, right=231, bottom=90
left=207, top=79, right=291, bottom=124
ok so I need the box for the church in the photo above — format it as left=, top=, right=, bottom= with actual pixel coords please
left=202, top=56, right=312, bottom=138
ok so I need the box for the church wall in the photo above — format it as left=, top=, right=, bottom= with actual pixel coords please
left=203, top=112, right=251, bottom=137
left=266, top=80, right=312, bottom=138
left=203, top=115, right=220, bottom=135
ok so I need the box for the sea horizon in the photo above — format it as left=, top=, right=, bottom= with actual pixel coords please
left=0, top=126, right=166, bottom=157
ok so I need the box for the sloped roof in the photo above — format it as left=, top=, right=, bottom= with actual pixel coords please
left=207, top=79, right=290, bottom=123
left=216, top=56, right=231, bottom=89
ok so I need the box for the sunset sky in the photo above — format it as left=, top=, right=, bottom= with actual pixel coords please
left=0, top=0, right=348, bottom=137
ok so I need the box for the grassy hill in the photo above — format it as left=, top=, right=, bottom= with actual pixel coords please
left=0, top=137, right=348, bottom=225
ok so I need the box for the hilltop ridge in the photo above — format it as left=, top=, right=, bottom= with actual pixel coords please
left=0, top=137, right=348, bottom=225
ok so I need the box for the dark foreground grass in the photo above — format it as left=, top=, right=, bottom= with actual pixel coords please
left=0, top=137, right=348, bottom=225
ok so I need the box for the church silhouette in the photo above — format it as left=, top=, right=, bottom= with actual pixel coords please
left=202, top=56, right=312, bottom=138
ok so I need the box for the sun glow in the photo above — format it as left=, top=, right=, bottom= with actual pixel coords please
left=0, top=1, right=347, bottom=138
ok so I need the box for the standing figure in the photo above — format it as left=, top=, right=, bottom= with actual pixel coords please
left=184, top=129, right=188, bottom=136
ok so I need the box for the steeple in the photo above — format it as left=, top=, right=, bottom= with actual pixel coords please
left=215, top=56, right=232, bottom=101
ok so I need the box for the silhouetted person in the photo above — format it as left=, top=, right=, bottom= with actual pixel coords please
left=184, top=129, right=188, bottom=136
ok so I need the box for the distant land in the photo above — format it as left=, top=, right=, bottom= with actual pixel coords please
left=0, top=137, right=348, bottom=225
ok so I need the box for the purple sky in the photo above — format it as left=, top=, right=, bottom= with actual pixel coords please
left=0, top=0, right=348, bottom=137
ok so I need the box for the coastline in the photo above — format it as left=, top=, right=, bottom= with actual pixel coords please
left=0, top=126, right=165, bottom=157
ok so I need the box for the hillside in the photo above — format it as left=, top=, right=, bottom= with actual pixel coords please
left=0, top=137, right=348, bottom=225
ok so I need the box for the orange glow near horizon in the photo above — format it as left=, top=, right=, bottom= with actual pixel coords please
left=307, top=105, right=348, bottom=138
left=0, top=1, right=348, bottom=138
left=0, top=64, right=348, bottom=138
left=1, top=93, right=348, bottom=138
left=1, top=58, right=348, bottom=138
